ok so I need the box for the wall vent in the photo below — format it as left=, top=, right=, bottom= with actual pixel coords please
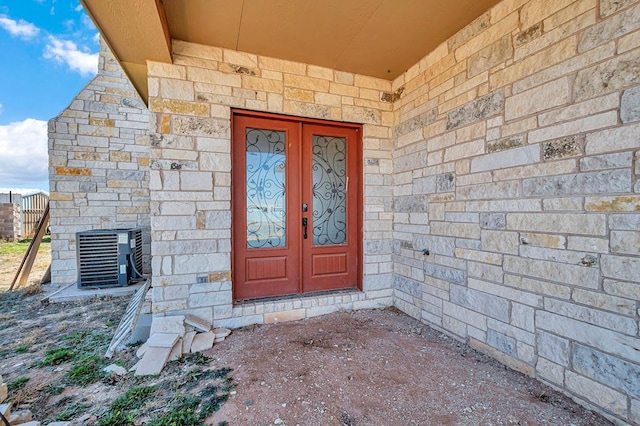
left=76, top=228, right=143, bottom=288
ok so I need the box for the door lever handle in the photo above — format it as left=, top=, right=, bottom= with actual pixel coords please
left=302, top=217, right=308, bottom=239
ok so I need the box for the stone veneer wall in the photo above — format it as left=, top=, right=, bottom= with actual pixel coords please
left=390, top=0, right=640, bottom=424
left=146, top=40, right=396, bottom=327
left=0, top=203, right=21, bottom=241
left=48, top=40, right=151, bottom=285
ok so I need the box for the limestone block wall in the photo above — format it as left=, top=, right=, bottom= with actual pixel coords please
left=0, top=203, right=20, bottom=241
left=146, top=40, right=396, bottom=327
left=390, top=0, right=640, bottom=423
left=48, top=40, right=151, bottom=285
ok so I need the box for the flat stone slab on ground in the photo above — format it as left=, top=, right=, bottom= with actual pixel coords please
left=184, top=314, right=211, bottom=332
left=183, top=331, right=197, bottom=353
left=136, top=342, right=148, bottom=358
left=150, top=315, right=185, bottom=336
left=135, top=346, right=172, bottom=376
left=190, top=331, right=215, bottom=352
left=146, top=333, right=180, bottom=348
left=213, top=327, right=231, bottom=339
left=8, top=409, right=33, bottom=424
left=169, top=339, right=183, bottom=361
left=103, top=364, right=128, bottom=376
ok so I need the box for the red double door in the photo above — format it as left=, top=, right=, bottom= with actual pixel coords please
left=232, top=112, right=361, bottom=300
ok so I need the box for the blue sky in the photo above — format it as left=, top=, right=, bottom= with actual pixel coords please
left=0, top=0, right=98, bottom=191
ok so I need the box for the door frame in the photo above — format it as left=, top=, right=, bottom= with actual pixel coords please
left=230, top=109, right=363, bottom=302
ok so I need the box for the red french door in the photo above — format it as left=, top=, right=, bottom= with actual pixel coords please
left=232, top=112, right=361, bottom=300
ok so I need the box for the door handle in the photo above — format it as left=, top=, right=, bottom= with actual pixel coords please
left=302, top=217, right=308, bottom=239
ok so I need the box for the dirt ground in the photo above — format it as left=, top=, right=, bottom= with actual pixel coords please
left=207, top=309, right=611, bottom=426
left=0, top=240, right=50, bottom=291
left=0, top=247, right=612, bottom=425
left=0, top=281, right=612, bottom=425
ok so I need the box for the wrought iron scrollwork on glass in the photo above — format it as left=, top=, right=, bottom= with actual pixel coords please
left=246, top=128, right=286, bottom=249
left=312, top=135, right=347, bottom=246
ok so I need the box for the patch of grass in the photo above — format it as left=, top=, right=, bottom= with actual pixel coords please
left=67, top=355, right=105, bottom=386
left=37, top=347, right=76, bottom=366
left=187, top=352, right=212, bottom=366
left=199, top=386, right=229, bottom=418
left=148, top=395, right=202, bottom=426
left=62, top=329, right=111, bottom=355
left=98, top=410, right=136, bottom=426
left=8, top=384, right=37, bottom=407
left=55, top=402, right=91, bottom=421
left=150, top=367, right=233, bottom=424
left=111, top=385, right=157, bottom=412
left=7, top=376, right=29, bottom=392
left=96, top=385, right=157, bottom=425
left=0, top=237, right=50, bottom=255
left=45, top=382, right=65, bottom=395
left=175, top=366, right=233, bottom=393
left=15, top=344, right=30, bottom=353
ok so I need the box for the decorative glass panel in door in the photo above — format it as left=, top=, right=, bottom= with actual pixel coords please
left=245, top=128, right=286, bottom=249
left=301, top=125, right=358, bottom=294
left=233, top=116, right=300, bottom=300
left=311, top=135, right=347, bottom=246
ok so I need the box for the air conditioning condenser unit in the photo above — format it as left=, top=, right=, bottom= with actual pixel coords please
left=76, top=228, right=143, bottom=289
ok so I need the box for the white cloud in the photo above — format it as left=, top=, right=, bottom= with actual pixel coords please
left=43, top=35, right=97, bottom=75
left=0, top=103, right=3, bottom=115
left=0, top=14, right=40, bottom=39
left=75, top=4, right=84, bottom=12
left=0, top=119, right=49, bottom=187
left=81, top=13, right=94, bottom=30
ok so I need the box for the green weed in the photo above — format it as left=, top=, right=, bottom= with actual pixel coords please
left=55, top=402, right=91, bottom=421
left=67, top=355, right=105, bottom=386
left=98, top=410, right=136, bottom=426
left=62, top=329, right=110, bottom=354
left=186, top=352, right=211, bottom=366
left=37, top=348, right=76, bottom=366
left=44, top=382, right=65, bottom=395
left=15, top=344, right=30, bottom=353
left=111, top=385, right=157, bottom=412
left=148, top=395, right=202, bottom=426
left=7, top=376, right=29, bottom=392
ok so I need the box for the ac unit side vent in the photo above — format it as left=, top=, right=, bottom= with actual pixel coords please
left=76, top=228, right=143, bottom=289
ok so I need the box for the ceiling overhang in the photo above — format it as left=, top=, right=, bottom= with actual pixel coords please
left=81, top=0, right=503, bottom=102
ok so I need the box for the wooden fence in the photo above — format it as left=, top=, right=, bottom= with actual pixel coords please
left=21, top=193, right=49, bottom=238
left=0, top=191, right=50, bottom=238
